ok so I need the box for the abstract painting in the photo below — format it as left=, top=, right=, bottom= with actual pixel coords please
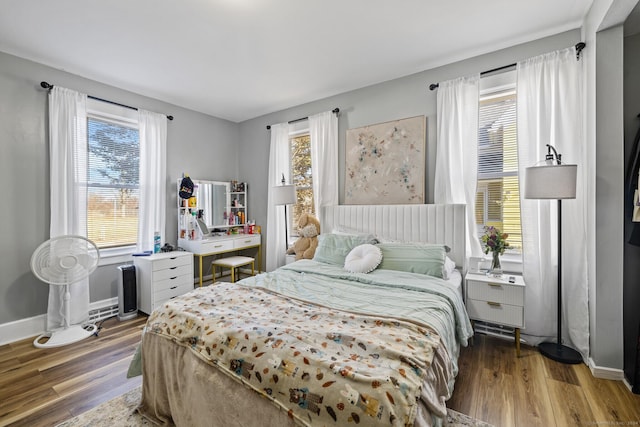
left=345, top=116, right=425, bottom=204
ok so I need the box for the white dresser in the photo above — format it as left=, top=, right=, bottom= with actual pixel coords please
left=465, top=272, right=525, bottom=356
left=134, top=251, right=194, bottom=315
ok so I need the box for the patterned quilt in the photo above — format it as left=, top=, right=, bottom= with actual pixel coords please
left=145, top=282, right=443, bottom=426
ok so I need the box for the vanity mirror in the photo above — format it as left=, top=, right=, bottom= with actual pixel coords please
left=178, top=179, right=230, bottom=231
left=194, top=180, right=230, bottom=228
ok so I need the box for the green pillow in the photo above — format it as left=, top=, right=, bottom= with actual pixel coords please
left=313, top=233, right=378, bottom=265
left=376, top=242, right=446, bottom=278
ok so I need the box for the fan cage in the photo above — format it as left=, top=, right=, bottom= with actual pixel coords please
left=31, top=235, right=100, bottom=285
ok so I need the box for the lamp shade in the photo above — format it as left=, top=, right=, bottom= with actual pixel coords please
left=524, top=164, right=577, bottom=199
left=272, top=184, right=297, bottom=205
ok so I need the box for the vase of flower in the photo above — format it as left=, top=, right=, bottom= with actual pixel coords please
left=481, top=226, right=509, bottom=276
left=491, top=251, right=502, bottom=275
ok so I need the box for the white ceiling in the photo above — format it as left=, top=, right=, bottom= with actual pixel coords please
left=0, top=0, right=593, bottom=122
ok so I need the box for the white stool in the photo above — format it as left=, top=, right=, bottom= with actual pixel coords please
left=212, top=256, right=255, bottom=283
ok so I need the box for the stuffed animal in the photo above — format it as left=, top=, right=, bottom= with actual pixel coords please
left=286, top=213, right=321, bottom=260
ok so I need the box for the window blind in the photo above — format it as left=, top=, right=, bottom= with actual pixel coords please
left=476, top=90, right=522, bottom=251
left=87, top=117, right=140, bottom=248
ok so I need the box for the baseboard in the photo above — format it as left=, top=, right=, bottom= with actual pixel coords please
left=588, top=357, right=625, bottom=381
left=0, top=297, right=119, bottom=346
left=0, top=313, right=46, bottom=346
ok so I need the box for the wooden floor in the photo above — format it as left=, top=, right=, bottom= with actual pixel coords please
left=449, top=334, right=640, bottom=426
left=0, top=315, right=146, bottom=427
left=2, top=317, right=640, bottom=427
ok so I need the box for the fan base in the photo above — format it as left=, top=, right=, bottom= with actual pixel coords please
left=33, top=324, right=97, bottom=348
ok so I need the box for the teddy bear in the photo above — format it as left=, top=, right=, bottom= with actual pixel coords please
left=286, top=213, right=321, bottom=260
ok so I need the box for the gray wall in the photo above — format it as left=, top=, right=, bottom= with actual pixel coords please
left=0, top=51, right=239, bottom=325
left=238, top=29, right=581, bottom=274
left=624, top=31, right=640, bottom=387
left=594, top=25, right=626, bottom=371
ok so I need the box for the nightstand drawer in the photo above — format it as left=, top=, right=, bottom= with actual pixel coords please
left=467, top=298, right=524, bottom=328
left=467, top=279, right=524, bottom=305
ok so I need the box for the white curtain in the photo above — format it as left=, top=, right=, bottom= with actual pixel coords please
left=266, top=123, right=291, bottom=271
left=517, top=46, right=588, bottom=357
left=309, top=110, right=339, bottom=214
left=137, top=109, right=167, bottom=252
left=48, top=87, right=89, bottom=330
left=434, top=75, right=483, bottom=258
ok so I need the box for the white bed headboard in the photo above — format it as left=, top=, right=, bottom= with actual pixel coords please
left=320, top=204, right=467, bottom=273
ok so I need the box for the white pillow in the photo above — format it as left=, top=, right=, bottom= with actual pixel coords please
left=344, top=244, right=383, bottom=274
left=443, top=256, right=457, bottom=280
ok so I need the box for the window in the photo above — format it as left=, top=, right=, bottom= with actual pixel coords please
left=475, top=73, right=522, bottom=252
left=87, top=101, right=140, bottom=249
left=290, top=132, right=314, bottom=235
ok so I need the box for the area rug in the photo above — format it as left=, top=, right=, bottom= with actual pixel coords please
left=56, top=386, right=493, bottom=427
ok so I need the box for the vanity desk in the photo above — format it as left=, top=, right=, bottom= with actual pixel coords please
left=177, top=178, right=259, bottom=286
left=178, top=234, right=261, bottom=287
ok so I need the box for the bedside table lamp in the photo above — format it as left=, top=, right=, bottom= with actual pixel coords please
left=524, top=144, right=581, bottom=364
left=272, top=174, right=297, bottom=253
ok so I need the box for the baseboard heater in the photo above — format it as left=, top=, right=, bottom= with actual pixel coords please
left=88, top=304, right=119, bottom=323
left=473, top=320, right=525, bottom=343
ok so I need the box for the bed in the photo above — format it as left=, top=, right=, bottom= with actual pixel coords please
left=138, top=204, right=473, bottom=426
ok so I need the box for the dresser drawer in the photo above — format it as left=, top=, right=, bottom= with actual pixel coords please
left=155, top=283, right=193, bottom=305
left=152, top=253, right=192, bottom=271
left=467, top=298, right=524, bottom=328
left=467, top=279, right=524, bottom=306
left=234, top=235, right=260, bottom=249
left=152, top=264, right=192, bottom=282
left=154, top=273, right=193, bottom=292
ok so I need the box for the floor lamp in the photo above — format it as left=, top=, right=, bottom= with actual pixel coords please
left=272, top=175, right=297, bottom=253
left=525, top=144, right=582, bottom=364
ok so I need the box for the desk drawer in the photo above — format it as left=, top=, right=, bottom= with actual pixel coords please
left=234, top=235, right=260, bottom=249
left=467, top=280, right=524, bottom=305
left=199, top=239, right=235, bottom=254
left=467, top=298, right=524, bottom=328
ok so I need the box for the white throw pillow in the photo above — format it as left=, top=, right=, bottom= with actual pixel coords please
left=344, top=244, right=383, bottom=274
left=443, top=256, right=457, bottom=280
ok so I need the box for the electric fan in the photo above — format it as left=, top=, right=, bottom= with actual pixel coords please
left=30, top=235, right=100, bottom=348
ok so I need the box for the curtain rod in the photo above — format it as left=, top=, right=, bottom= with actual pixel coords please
left=266, top=107, right=339, bottom=130
left=428, top=42, right=586, bottom=91
left=40, top=82, right=174, bottom=120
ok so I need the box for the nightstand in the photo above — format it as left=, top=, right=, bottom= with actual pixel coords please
left=465, top=272, right=525, bottom=356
